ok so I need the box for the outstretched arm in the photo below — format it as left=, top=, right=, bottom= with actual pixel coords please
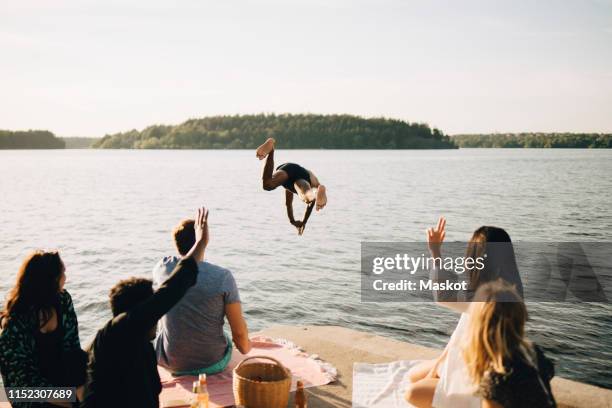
left=286, top=190, right=297, bottom=226
left=427, top=216, right=469, bottom=313
left=297, top=202, right=315, bottom=235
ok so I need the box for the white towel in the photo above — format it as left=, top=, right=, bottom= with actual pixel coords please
left=352, top=360, right=419, bottom=408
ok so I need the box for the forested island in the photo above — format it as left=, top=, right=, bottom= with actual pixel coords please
left=93, top=114, right=456, bottom=149
left=0, top=130, right=65, bottom=149
left=453, top=133, right=612, bottom=148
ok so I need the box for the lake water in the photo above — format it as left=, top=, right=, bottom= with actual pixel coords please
left=0, top=149, right=611, bottom=389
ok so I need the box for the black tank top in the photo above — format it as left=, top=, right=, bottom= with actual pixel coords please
left=34, top=302, right=65, bottom=386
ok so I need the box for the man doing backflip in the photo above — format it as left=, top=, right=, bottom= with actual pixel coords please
left=255, top=137, right=327, bottom=235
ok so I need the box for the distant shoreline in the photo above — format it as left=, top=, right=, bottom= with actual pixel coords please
left=452, top=133, right=612, bottom=148
left=3, top=145, right=612, bottom=150
left=3, top=122, right=612, bottom=150
left=3, top=146, right=611, bottom=151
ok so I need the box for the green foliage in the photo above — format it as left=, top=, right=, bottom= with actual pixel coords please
left=93, top=114, right=456, bottom=149
left=453, top=133, right=612, bottom=148
left=0, top=130, right=65, bottom=149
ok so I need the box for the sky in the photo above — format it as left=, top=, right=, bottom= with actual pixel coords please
left=1, top=0, right=611, bottom=137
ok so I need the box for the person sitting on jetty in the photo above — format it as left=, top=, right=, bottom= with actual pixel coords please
left=152, top=217, right=251, bottom=376
left=405, top=218, right=524, bottom=408
left=463, top=281, right=556, bottom=408
left=0, top=251, right=88, bottom=408
left=255, top=137, right=327, bottom=235
left=82, top=207, right=209, bottom=408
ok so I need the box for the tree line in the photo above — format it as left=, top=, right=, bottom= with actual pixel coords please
left=6, top=125, right=610, bottom=150
left=453, top=133, right=612, bottom=148
left=0, top=130, right=65, bottom=149
left=93, top=114, right=456, bottom=149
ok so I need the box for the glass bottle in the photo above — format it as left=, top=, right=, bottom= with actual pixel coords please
left=197, top=373, right=209, bottom=408
left=295, top=380, right=307, bottom=408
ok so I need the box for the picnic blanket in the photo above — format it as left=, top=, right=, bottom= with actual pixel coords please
left=352, top=360, right=420, bottom=408
left=160, top=336, right=337, bottom=407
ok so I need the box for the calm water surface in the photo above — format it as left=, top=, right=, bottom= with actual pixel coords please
left=0, top=149, right=611, bottom=388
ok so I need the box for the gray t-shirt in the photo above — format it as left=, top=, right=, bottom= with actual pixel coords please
left=152, top=256, right=240, bottom=372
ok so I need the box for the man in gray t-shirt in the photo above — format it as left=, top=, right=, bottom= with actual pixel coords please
left=152, top=219, right=251, bottom=373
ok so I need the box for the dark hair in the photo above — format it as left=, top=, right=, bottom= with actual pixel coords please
left=109, top=278, right=153, bottom=316
left=466, top=226, right=524, bottom=298
left=173, top=219, right=195, bottom=256
left=0, top=251, right=65, bottom=328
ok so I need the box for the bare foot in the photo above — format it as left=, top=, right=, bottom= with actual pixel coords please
left=316, top=185, right=327, bottom=211
left=256, top=137, right=275, bottom=160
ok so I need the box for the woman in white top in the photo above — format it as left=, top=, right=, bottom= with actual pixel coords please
left=404, top=217, right=524, bottom=408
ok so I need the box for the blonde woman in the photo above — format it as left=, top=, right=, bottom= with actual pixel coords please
left=464, top=281, right=556, bottom=408
left=405, top=217, right=524, bottom=408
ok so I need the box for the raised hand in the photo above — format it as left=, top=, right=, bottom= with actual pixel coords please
left=427, top=216, right=446, bottom=258
left=189, top=206, right=209, bottom=262
left=183, top=206, right=210, bottom=261
left=195, top=206, right=210, bottom=246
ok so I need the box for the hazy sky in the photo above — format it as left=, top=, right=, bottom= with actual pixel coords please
left=2, top=0, right=611, bottom=136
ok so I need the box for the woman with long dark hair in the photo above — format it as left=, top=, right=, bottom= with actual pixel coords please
left=405, top=218, right=525, bottom=408
left=0, top=250, right=87, bottom=407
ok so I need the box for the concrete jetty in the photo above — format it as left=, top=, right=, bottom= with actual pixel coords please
left=257, top=325, right=612, bottom=408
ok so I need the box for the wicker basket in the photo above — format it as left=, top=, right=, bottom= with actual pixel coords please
left=233, top=356, right=292, bottom=408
